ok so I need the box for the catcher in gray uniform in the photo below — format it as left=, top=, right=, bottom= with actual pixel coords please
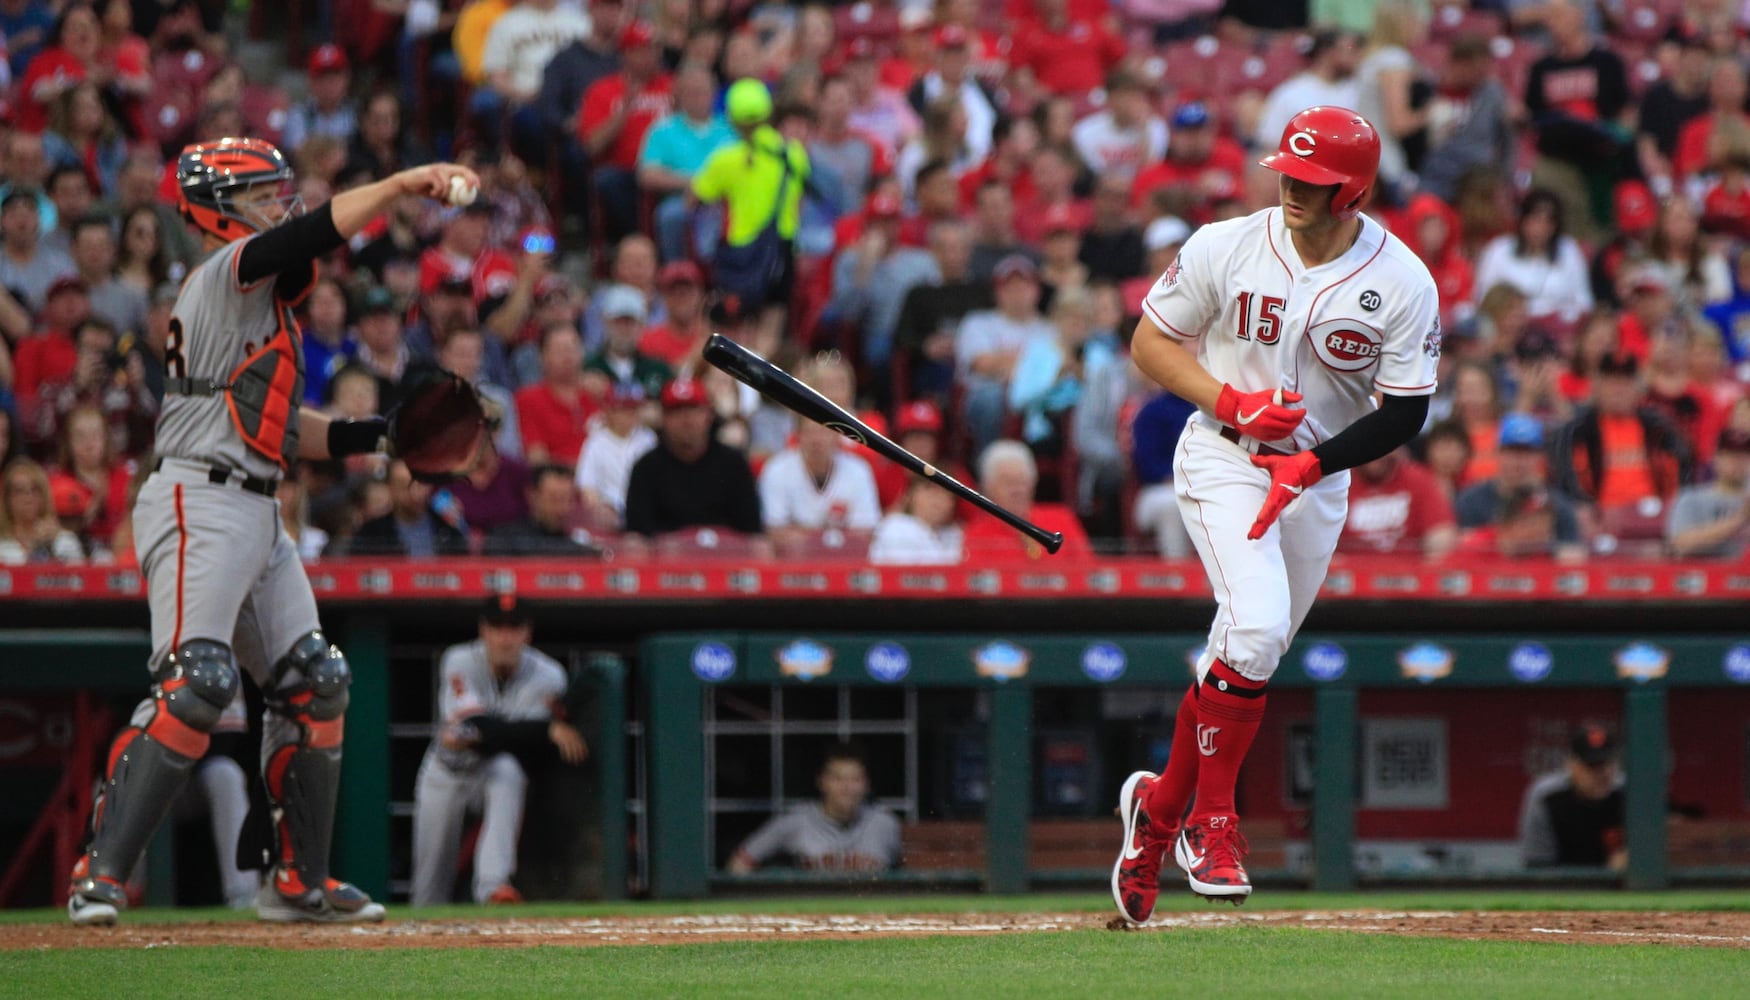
left=68, top=138, right=483, bottom=926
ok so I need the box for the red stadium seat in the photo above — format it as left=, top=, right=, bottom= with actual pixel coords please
left=1428, top=6, right=1504, bottom=41
left=780, top=528, right=874, bottom=560
left=240, top=84, right=292, bottom=146
left=1614, top=0, right=1673, bottom=42
left=1160, top=37, right=1229, bottom=101
left=653, top=527, right=763, bottom=559
left=834, top=3, right=899, bottom=46
left=152, top=49, right=223, bottom=99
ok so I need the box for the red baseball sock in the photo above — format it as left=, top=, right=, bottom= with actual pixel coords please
left=1189, top=659, right=1267, bottom=822
left=1143, top=683, right=1201, bottom=830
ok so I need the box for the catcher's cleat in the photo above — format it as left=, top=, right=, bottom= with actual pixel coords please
left=1175, top=815, right=1252, bottom=904
left=486, top=884, right=525, bottom=905
left=1111, top=771, right=1174, bottom=925
left=67, top=872, right=127, bottom=927
left=258, top=873, right=386, bottom=923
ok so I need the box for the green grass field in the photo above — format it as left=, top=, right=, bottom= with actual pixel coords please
left=6, top=892, right=1747, bottom=999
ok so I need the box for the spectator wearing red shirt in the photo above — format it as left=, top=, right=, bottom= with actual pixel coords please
left=579, top=21, right=673, bottom=242
left=418, top=202, right=518, bottom=306
left=937, top=0, right=1013, bottom=86
left=18, top=3, right=101, bottom=135
left=1615, top=265, right=1685, bottom=363
left=1013, top=145, right=1091, bottom=247
left=1644, top=327, right=1725, bottom=467
left=1404, top=193, right=1477, bottom=328
left=1131, top=102, right=1246, bottom=224
left=1701, top=153, right=1750, bottom=241
left=46, top=403, right=131, bottom=549
left=1338, top=449, right=1457, bottom=559
left=514, top=321, right=601, bottom=467
left=639, top=260, right=710, bottom=371
left=961, top=439, right=1092, bottom=560
left=880, top=8, right=936, bottom=93
left=13, top=275, right=91, bottom=408
left=957, top=115, right=1039, bottom=212
left=1673, top=59, right=1749, bottom=183
left=1009, top=0, right=1124, bottom=99
left=874, top=400, right=948, bottom=509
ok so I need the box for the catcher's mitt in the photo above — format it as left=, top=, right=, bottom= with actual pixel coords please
left=388, top=365, right=489, bottom=482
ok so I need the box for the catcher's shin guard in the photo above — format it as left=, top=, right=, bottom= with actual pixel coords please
left=73, top=641, right=240, bottom=898
left=262, top=631, right=350, bottom=896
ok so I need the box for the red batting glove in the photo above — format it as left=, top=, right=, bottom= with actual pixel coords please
left=1215, top=384, right=1306, bottom=441
left=1248, top=450, right=1323, bottom=540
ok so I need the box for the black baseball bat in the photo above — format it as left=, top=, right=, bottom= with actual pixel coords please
left=703, top=333, right=1064, bottom=554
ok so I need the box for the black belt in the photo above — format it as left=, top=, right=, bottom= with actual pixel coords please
left=1219, top=425, right=1292, bottom=458
left=154, top=458, right=278, bottom=498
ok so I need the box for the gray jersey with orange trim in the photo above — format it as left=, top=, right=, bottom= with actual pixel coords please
left=155, top=238, right=305, bottom=481
left=429, top=641, right=568, bottom=772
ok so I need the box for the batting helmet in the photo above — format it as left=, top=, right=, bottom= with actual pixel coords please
left=176, top=138, right=299, bottom=241
left=1257, top=106, right=1379, bottom=221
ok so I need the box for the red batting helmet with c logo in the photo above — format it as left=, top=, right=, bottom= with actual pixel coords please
left=1258, top=106, right=1380, bottom=221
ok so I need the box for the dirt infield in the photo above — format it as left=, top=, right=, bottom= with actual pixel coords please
left=9, top=909, right=1750, bottom=950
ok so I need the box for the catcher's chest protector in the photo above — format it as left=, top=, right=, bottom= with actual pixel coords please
left=225, top=304, right=306, bottom=467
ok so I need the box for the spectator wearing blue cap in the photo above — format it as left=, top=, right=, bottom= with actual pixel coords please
left=1132, top=101, right=1248, bottom=225
left=1455, top=412, right=1587, bottom=561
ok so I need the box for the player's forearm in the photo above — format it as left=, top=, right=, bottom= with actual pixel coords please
left=297, top=408, right=334, bottom=460
left=303, top=407, right=389, bottom=461
left=1309, top=393, right=1429, bottom=474
left=1130, top=320, right=1222, bottom=411
left=329, top=175, right=422, bottom=240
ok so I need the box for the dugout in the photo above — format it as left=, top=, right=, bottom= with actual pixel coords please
left=3, top=556, right=1750, bottom=905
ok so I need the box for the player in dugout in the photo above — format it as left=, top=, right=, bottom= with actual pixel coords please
left=727, top=743, right=901, bottom=874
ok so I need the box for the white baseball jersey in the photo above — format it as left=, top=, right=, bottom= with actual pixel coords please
left=757, top=448, right=882, bottom=531
left=574, top=423, right=657, bottom=516
left=1142, top=207, right=1440, bottom=449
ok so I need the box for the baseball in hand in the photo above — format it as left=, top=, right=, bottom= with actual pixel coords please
left=1273, top=388, right=1283, bottom=406
left=446, top=175, right=477, bottom=207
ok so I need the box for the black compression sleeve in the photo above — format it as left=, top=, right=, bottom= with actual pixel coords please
left=1309, top=393, right=1430, bottom=474
left=327, top=417, right=387, bottom=457
left=235, top=202, right=344, bottom=285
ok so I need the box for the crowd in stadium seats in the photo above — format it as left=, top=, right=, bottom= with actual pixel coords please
left=0, top=0, right=1748, bottom=566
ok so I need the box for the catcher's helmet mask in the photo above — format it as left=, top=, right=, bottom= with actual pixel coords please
left=1257, top=106, right=1380, bottom=222
left=177, top=137, right=304, bottom=241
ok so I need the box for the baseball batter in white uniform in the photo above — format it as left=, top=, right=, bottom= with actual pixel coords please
left=411, top=594, right=586, bottom=906
left=1112, top=107, right=1440, bottom=924
left=67, top=138, right=480, bottom=927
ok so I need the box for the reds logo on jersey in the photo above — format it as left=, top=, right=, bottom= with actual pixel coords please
left=1307, top=318, right=1383, bottom=373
